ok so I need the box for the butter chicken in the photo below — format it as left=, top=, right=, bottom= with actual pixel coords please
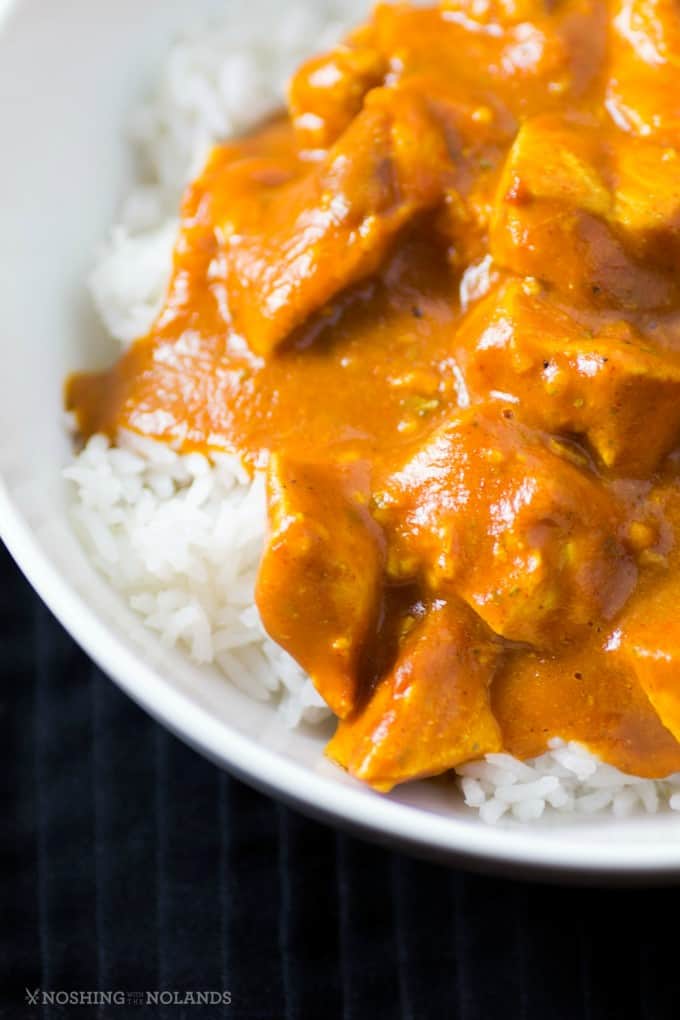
left=67, top=0, right=680, bottom=791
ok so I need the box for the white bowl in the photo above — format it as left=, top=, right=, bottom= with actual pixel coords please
left=3, top=0, right=680, bottom=882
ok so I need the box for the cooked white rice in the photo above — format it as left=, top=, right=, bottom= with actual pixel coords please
left=66, top=0, right=680, bottom=822
left=65, top=430, right=329, bottom=729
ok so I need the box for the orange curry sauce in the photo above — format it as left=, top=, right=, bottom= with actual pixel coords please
left=67, top=0, right=680, bottom=790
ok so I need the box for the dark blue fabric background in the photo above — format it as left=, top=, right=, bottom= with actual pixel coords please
left=2, top=541, right=679, bottom=1020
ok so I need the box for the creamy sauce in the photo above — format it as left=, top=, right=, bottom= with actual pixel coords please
left=67, top=1, right=680, bottom=790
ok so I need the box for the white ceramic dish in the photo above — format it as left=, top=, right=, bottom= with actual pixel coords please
left=3, top=0, right=680, bottom=882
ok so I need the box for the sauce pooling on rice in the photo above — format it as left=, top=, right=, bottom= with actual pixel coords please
left=67, top=0, right=680, bottom=790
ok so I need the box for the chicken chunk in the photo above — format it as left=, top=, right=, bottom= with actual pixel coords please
left=327, top=599, right=503, bottom=791
left=288, top=23, right=388, bottom=150
left=256, top=455, right=385, bottom=718
left=373, top=410, right=637, bottom=648
left=607, top=0, right=680, bottom=140
left=377, top=0, right=605, bottom=118
left=494, top=639, right=680, bottom=777
left=490, top=116, right=680, bottom=309
left=617, top=576, right=680, bottom=744
left=217, top=87, right=453, bottom=356
left=456, top=280, right=680, bottom=474
left=614, top=142, right=680, bottom=268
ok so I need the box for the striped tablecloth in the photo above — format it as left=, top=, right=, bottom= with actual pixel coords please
left=1, top=542, right=677, bottom=1020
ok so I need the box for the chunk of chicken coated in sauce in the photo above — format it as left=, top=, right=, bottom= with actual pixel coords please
left=493, top=639, right=680, bottom=778
left=374, top=410, right=637, bottom=648
left=617, top=576, right=680, bottom=747
left=607, top=0, right=680, bottom=139
left=218, top=86, right=453, bottom=357
left=613, top=481, right=680, bottom=747
left=328, top=599, right=503, bottom=792
left=455, top=279, right=680, bottom=475
left=490, top=116, right=680, bottom=309
left=288, top=23, right=388, bottom=150
left=256, top=455, right=385, bottom=718
left=287, top=0, right=607, bottom=191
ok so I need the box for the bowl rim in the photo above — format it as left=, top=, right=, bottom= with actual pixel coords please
left=5, top=472, right=680, bottom=882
